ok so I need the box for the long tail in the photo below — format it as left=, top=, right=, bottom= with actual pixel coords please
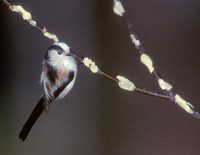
left=19, top=97, right=45, bottom=141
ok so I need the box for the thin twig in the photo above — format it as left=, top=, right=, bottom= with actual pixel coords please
left=112, top=0, right=200, bottom=119
left=70, top=51, right=171, bottom=100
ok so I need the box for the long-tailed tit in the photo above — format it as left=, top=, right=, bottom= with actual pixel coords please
left=19, top=42, right=78, bottom=141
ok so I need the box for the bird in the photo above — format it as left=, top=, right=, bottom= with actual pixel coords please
left=19, top=42, right=78, bottom=141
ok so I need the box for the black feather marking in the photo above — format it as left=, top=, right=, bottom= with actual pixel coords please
left=54, top=71, right=74, bottom=98
left=48, top=44, right=63, bottom=52
left=68, top=70, right=74, bottom=81
left=45, top=45, right=64, bottom=60
left=46, top=63, right=57, bottom=84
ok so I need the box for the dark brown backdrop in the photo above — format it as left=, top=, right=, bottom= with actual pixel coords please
left=0, top=0, right=200, bottom=154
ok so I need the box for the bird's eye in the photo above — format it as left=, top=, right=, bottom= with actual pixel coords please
left=57, top=50, right=62, bottom=55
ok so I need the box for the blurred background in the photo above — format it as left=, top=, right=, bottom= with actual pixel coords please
left=0, top=0, right=200, bottom=154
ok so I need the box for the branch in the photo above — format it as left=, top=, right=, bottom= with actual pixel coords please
left=3, top=0, right=192, bottom=111
left=113, top=0, right=200, bottom=119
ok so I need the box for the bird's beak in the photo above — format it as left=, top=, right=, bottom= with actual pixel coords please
left=65, top=52, right=71, bottom=56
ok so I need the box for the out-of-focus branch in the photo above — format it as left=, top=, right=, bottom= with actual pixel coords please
left=112, top=0, right=200, bottom=119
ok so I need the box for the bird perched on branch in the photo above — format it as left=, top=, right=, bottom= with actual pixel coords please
left=19, top=42, right=78, bottom=141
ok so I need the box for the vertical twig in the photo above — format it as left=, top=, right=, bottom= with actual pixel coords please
left=112, top=0, right=200, bottom=119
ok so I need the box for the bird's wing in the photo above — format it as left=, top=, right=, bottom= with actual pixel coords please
left=41, top=62, right=57, bottom=101
left=54, top=71, right=74, bottom=98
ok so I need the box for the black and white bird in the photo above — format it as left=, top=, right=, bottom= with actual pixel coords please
left=19, top=42, right=78, bottom=141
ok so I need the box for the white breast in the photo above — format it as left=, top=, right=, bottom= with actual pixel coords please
left=45, top=51, right=78, bottom=100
